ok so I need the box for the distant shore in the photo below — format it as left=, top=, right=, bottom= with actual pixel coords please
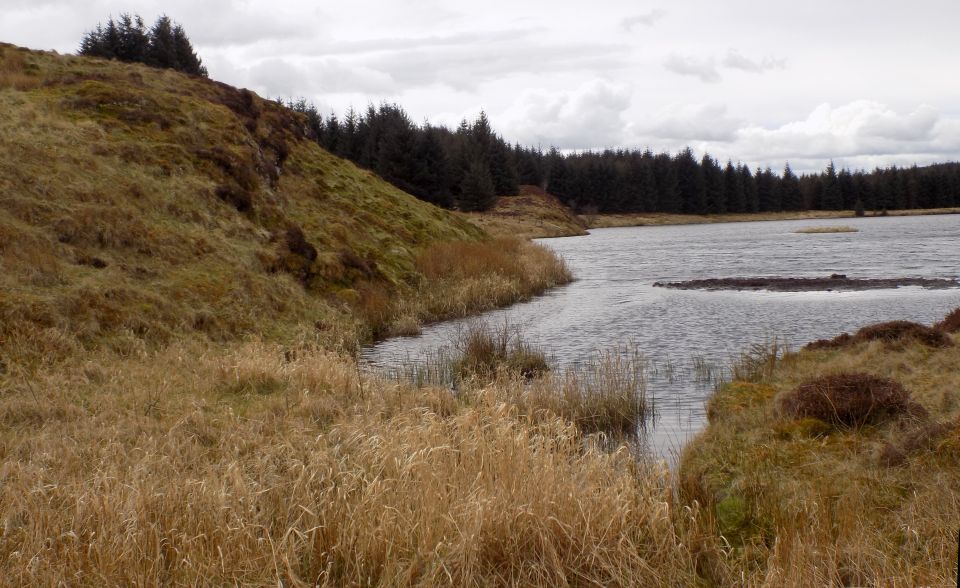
left=583, top=206, right=960, bottom=230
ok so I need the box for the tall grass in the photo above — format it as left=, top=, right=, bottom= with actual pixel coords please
left=382, top=325, right=652, bottom=439
left=0, top=340, right=698, bottom=586
left=384, top=238, right=572, bottom=337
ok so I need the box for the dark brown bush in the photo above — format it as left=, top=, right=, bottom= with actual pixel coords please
left=778, top=373, right=924, bottom=428
left=196, top=146, right=258, bottom=191
left=934, top=308, right=960, bottom=333
left=804, top=320, right=952, bottom=351
left=215, top=183, right=252, bottom=212
left=284, top=226, right=317, bottom=261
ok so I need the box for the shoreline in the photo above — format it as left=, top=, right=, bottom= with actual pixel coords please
left=584, top=207, right=960, bottom=231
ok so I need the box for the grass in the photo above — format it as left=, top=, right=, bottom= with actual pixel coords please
left=463, top=186, right=588, bottom=238
left=0, top=43, right=576, bottom=362
left=793, top=225, right=859, bottom=233
left=588, top=207, right=960, bottom=229
left=5, top=41, right=959, bottom=585
left=384, top=237, right=572, bottom=337
left=680, top=308, right=960, bottom=585
left=0, top=339, right=700, bottom=586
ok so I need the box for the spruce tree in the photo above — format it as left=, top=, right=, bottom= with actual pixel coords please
left=821, top=161, right=843, bottom=210
left=779, top=164, right=803, bottom=211
left=459, top=160, right=496, bottom=212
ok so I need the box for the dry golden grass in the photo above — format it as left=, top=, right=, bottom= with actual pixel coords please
left=463, top=187, right=588, bottom=239
left=589, top=208, right=960, bottom=229
left=0, top=340, right=702, bottom=586
left=681, top=312, right=960, bottom=585
left=793, top=225, right=859, bottom=233
left=385, top=238, right=572, bottom=337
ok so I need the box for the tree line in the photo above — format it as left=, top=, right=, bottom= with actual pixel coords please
left=289, top=101, right=517, bottom=211
left=76, top=14, right=958, bottom=215
left=292, top=101, right=960, bottom=214
left=79, top=14, right=207, bottom=77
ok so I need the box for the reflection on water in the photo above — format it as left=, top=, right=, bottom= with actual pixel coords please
left=364, top=215, right=960, bottom=460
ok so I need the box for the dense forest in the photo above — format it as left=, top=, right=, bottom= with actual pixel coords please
left=292, top=101, right=960, bottom=215
left=79, top=14, right=207, bottom=77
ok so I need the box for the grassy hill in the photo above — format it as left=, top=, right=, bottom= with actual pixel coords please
left=463, top=185, right=588, bottom=238
left=0, top=42, right=498, bottom=364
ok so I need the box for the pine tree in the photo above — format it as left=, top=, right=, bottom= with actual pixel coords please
left=820, top=161, right=843, bottom=210
left=779, top=164, right=803, bottom=211
left=676, top=148, right=705, bottom=214
left=459, top=160, right=496, bottom=212
left=721, top=161, right=744, bottom=213
left=116, top=14, right=149, bottom=63
left=147, top=16, right=178, bottom=70
left=489, top=137, right=519, bottom=196
left=702, top=155, right=726, bottom=214
left=172, top=24, right=207, bottom=76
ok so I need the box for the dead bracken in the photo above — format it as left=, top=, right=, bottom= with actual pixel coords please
left=778, top=373, right=925, bottom=428
left=804, top=320, right=953, bottom=351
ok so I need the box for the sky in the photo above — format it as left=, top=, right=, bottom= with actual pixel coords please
left=4, top=0, right=960, bottom=173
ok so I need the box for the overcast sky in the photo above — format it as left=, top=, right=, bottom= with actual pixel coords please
left=4, top=0, right=960, bottom=172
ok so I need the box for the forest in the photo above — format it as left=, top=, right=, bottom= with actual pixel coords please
left=294, top=101, right=960, bottom=215
left=75, top=15, right=959, bottom=216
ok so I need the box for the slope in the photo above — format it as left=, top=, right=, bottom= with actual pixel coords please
left=0, top=42, right=485, bottom=364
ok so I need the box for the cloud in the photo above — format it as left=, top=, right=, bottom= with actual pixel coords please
left=644, top=104, right=742, bottom=142
left=663, top=54, right=720, bottom=83
left=621, top=9, right=667, bottom=31
left=721, top=49, right=786, bottom=73
left=729, top=102, right=952, bottom=168
left=503, top=80, right=633, bottom=149
left=240, top=57, right=397, bottom=97
left=363, top=39, right=628, bottom=92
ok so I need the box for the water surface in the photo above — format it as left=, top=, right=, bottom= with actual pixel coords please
left=364, top=215, right=960, bottom=459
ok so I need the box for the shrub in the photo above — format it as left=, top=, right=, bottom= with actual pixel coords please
left=778, top=373, right=924, bottom=428
left=805, top=320, right=952, bottom=351
left=934, top=307, right=960, bottom=333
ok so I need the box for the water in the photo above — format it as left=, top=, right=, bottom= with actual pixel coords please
left=363, top=215, right=960, bottom=459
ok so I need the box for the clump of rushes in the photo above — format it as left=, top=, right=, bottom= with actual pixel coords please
left=778, top=372, right=924, bottom=428
left=451, top=322, right=549, bottom=383
left=524, top=345, right=651, bottom=436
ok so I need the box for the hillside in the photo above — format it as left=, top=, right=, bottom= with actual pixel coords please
left=463, top=185, right=588, bottom=238
left=0, top=42, right=492, bottom=363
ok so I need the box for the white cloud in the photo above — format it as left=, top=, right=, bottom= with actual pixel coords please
left=663, top=54, right=721, bottom=83
left=503, top=80, right=633, bottom=150
left=621, top=9, right=667, bottom=31
left=721, top=49, right=786, bottom=73
left=643, top=104, right=742, bottom=142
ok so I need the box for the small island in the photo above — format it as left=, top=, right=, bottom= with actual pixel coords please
left=653, top=274, right=960, bottom=291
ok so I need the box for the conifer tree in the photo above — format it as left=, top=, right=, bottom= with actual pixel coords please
left=459, top=160, right=496, bottom=212
left=778, top=164, right=802, bottom=211
left=820, top=161, right=843, bottom=210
